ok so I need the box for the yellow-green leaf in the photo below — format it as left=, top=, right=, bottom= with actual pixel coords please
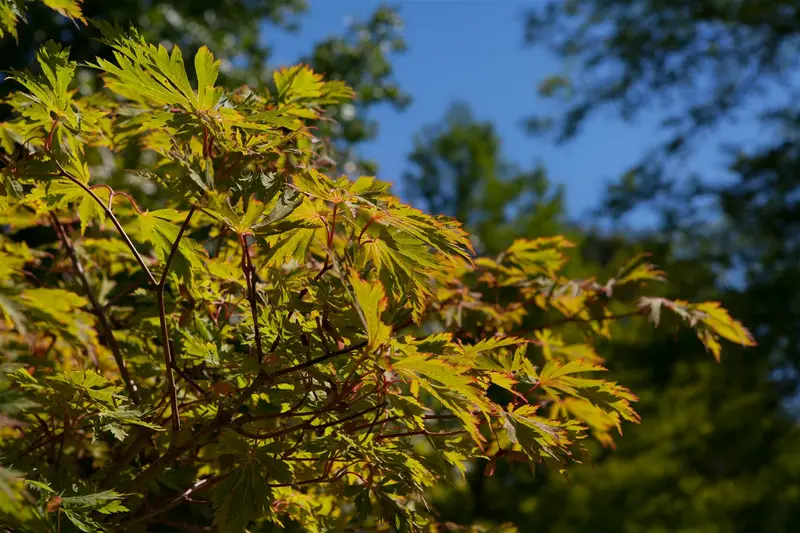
left=349, top=270, right=392, bottom=350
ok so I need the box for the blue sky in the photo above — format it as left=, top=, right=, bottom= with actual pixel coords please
left=266, top=1, right=755, bottom=223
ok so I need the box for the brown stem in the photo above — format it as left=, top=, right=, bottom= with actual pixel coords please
left=156, top=206, right=197, bottom=433
left=50, top=213, right=140, bottom=403
left=160, top=207, right=196, bottom=287
left=172, top=363, right=208, bottom=398
left=375, top=429, right=467, bottom=441
left=98, top=428, right=153, bottom=488
left=297, top=259, right=331, bottom=300
left=239, top=235, right=264, bottom=361
left=157, top=291, right=180, bottom=432
left=356, top=216, right=377, bottom=246
left=269, top=340, right=367, bottom=380
left=327, top=203, right=338, bottom=249
left=531, top=309, right=645, bottom=333
left=90, top=185, right=145, bottom=215
left=116, top=475, right=223, bottom=530
left=311, top=403, right=385, bottom=431
left=124, top=424, right=214, bottom=493
left=44, top=117, right=60, bottom=152
left=266, top=462, right=360, bottom=488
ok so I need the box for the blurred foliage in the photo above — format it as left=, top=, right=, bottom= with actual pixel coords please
left=304, top=6, right=411, bottom=175
left=523, top=0, right=800, bottom=290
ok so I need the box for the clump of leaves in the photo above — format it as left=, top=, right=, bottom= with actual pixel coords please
left=0, top=17, right=754, bottom=533
left=0, top=0, right=84, bottom=41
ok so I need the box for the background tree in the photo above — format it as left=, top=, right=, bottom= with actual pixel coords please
left=524, top=2, right=800, bottom=384
left=405, top=102, right=564, bottom=254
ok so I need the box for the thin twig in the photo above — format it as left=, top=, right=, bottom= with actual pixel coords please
left=531, top=309, right=644, bottom=333
left=160, top=207, right=196, bottom=287
left=239, top=235, right=264, bottom=361
left=172, top=363, right=209, bottom=398
left=269, top=340, right=367, bottom=380
left=50, top=213, right=140, bottom=403
left=156, top=207, right=196, bottom=432
left=157, top=289, right=180, bottom=432
left=117, top=475, right=223, bottom=529
left=375, top=429, right=467, bottom=441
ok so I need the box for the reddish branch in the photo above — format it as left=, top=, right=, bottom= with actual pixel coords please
left=530, top=308, right=646, bottom=333
left=376, top=429, right=467, bottom=441
left=157, top=206, right=197, bottom=432
left=89, top=184, right=146, bottom=215
left=239, top=234, right=265, bottom=362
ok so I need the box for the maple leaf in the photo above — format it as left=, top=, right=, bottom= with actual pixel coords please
left=350, top=269, right=392, bottom=350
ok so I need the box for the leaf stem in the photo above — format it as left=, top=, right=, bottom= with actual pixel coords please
left=160, top=207, right=196, bottom=287
left=531, top=309, right=645, bottom=332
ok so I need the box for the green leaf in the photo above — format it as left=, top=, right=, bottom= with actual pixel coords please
left=41, top=0, right=85, bottom=21
left=349, top=269, right=392, bottom=350
left=502, top=236, right=574, bottom=277
left=63, top=509, right=104, bottom=533
left=194, top=45, right=222, bottom=110
left=136, top=209, right=205, bottom=283
left=256, top=188, right=302, bottom=228
left=48, top=369, right=120, bottom=405
left=213, top=457, right=271, bottom=532
left=61, top=490, right=126, bottom=510
left=505, top=405, right=579, bottom=461
left=695, top=301, right=757, bottom=346
left=78, top=191, right=105, bottom=235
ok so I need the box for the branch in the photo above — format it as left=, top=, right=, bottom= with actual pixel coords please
left=156, top=207, right=196, bottom=433
left=124, top=423, right=217, bottom=493
left=266, top=462, right=362, bottom=488
left=159, top=207, right=196, bottom=288
left=50, top=213, right=141, bottom=404
left=268, top=340, right=368, bottom=381
left=239, top=235, right=264, bottom=361
left=375, top=429, right=467, bottom=441
left=117, top=475, right=223, bottom=530
left=171, top=363, right=209, bottom=398
left=310, top=403, right=385, bottom=431
left=98, top=428, right=153, bottom=489
left=231, top=403, right=384, bottom=442
left=56, top=164, right=157, bottom=287
left=531, top=309, right=645, bottom=332
left=157, top=290, right=180, bottom=432
left=266, top=316, right=414, bottom=381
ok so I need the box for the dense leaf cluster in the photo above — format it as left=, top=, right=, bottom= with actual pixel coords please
left=0, top=6, right=754, bottom=532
